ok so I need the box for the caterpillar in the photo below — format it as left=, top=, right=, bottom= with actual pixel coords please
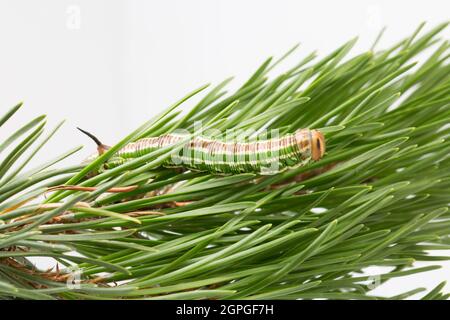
left=79, top=128, right=325, bottom=175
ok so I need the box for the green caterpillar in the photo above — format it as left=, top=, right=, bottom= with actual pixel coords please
left=79, top=128, right=326, bottom=175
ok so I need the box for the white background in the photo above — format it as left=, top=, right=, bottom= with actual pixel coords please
left=0, top=0, right=449, bottom=298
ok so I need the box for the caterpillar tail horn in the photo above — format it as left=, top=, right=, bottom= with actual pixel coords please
left=77, top=127, right=111, bottom=155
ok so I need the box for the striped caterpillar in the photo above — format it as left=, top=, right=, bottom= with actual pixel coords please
left=79, top=128, right=325, bottom=175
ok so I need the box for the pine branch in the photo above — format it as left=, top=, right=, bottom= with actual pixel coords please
left=0, top=22, right=449, bottom=300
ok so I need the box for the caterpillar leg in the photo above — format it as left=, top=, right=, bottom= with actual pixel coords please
left=84, top=156, right=129, bottom=177
left=102, top=156, right=129, bottom=171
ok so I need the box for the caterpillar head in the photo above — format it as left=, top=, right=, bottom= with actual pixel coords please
left=310, top=129, right=325, bottom=161
left=294, top=129, right=325, bottom=161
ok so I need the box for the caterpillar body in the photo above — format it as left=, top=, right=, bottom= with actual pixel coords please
left=81, top=129, right=325, bottom=175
